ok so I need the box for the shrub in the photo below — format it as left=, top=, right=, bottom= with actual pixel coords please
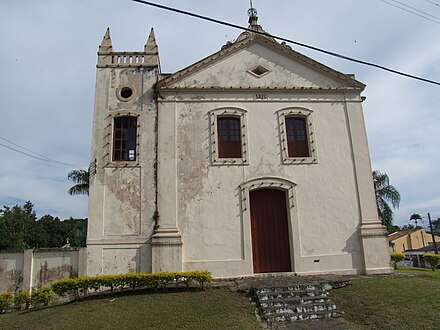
left=51, top=270, right=213, bottom=298
left=423, top=254, right=440, bottom=271
left=390, top=252, right=405, bottom=270
left=0, top=292, right=13, bottom=314
left=13, top=288, right=55, bottom=310
left=32, top=287, right=55, bottom=307
left=14, top=291, right=32, bottom=310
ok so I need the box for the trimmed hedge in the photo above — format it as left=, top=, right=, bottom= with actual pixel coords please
left=0, top=292, right=13, bottom=314
left=390, top=252, right=405, bottom=270
left=0, top=287, right=55, bottom=313
left=0, top=270, right=212, bottom=313
left=51, top=270, right=212, bottom=297
left=423, top=254, right=440, bottom=271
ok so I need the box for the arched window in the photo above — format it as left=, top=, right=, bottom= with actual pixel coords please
left=113, top=116, right=137, bottom=161
left=217, top=116, right=242, bottom=158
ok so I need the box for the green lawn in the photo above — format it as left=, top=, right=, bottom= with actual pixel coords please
left=330, top=267, right=440, bottom=330
left=3, top=267, right=440, bottom=330
left=0, top=288, right=262, bottom=330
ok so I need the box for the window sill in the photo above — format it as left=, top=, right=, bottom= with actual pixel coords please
left=282, top=157, right=318, bottom=165
left=211, top=158, right=248, bottom=166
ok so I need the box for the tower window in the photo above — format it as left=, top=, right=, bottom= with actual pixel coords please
left=113, top=116, right=137, bottom=161
left=217, top=116, right=242, bottom=158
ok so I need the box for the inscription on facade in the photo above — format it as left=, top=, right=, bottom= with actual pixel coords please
left=255, top=94, right=267, bottom=100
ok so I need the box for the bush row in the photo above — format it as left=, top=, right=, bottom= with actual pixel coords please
left=0, top=288, right=54, bottom=313
left=423, top=254, right=440, bottom=271
left=0, top=270, right=212, bottom=313
left=51, top=270, right=212, bottom=297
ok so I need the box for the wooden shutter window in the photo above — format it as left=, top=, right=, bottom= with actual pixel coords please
left=285, top=117, right=309, bottom=157
left=113, top=116, right=137, bottom=161
left=217, top=116, right=242, bottom=158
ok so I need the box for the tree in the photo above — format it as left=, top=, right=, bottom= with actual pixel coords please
left=432, top=217, right=440, bottom=236
left=0, top=201, right=87, bottom=250
left=409, top=213, right=423, bottom=228
left=0, top=201, right=37, bottom=250
left=401, top=224, right=415, bottom=231
left=67, top=169, right=89, bottom=196
left=373, top=170, right=401, bottom=232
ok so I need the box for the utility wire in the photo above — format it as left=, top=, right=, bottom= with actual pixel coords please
left=130, top=0, right=440, bottom=86
left=0, top=138, right=86, bottom=169
left=424, top=0, right=440, bottom=7
left=390, top=0, right=440, bottom=20
left=378, top=0, right=440, bottom=24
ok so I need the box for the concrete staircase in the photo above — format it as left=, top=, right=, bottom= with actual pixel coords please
left=252, top=282, right=343, bottom=326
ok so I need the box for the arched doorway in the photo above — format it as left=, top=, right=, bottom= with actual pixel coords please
left=250, top=188, right=291, bottom=273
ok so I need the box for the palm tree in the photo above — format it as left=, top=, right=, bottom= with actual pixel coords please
left=67, top=170, right=89, bottom=196
left=373, top=170, right=400, bottom=231
left=409, top=213, right=422, bottom=228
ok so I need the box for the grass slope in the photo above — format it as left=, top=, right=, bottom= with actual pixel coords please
left=0, top=289, right=262, bottom=330
left=330, top=267, right=440, bottom=329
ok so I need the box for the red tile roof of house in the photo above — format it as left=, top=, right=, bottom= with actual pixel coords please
left=387, top=229, right=419, bottom=242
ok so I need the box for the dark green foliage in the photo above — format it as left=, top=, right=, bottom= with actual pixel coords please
left=0, top=202, right=87, bottom=250
left=0, top=201, right=36, bottom=249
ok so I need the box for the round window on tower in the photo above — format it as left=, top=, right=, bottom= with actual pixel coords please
left=117, top=85, right=135, bottom=101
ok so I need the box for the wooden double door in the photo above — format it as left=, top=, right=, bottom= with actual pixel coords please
left=250, top=188, right=292, bottom=273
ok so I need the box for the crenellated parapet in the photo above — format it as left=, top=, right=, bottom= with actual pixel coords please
left=97, top=27, right=160, bottom=68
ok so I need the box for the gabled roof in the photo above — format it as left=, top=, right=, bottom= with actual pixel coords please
left=387, top=229, right=419, bottom=242
left=157, top=26, right=365, bottom=91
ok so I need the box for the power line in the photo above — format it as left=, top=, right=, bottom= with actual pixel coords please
left=378, top=0, right=440, bottom=24
left=390, top=0, right=440, bottom=20
left=0, top=137, right=86, bottom=169
left=130, top=0, right=440, bottom=86
left=424, top=0, right=440, bottom=7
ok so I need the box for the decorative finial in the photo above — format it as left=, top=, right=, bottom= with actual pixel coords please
left=248, top=0, right=257, bottom=18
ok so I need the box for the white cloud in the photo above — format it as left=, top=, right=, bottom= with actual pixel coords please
left=0, top=0, right=438, bottom=227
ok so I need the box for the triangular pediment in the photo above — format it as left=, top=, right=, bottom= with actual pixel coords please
left=158, top=35, right=364, bottom=91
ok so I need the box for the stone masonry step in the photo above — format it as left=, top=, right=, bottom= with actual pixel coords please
left=258, top=295, right=330, bottom=308
left=268, top=310, right=341, bottom=322
left=255, top=288, right=327, bottom=300
left=255, top=283, right=331, bottom=293
left=261, top=301, right=336, bottom=315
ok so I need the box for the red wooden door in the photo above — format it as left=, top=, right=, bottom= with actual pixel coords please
left=250, top=189, right=291, bottom=273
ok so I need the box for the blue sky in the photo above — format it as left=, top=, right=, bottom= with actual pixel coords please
left=0, top=0, right=439, bottom=227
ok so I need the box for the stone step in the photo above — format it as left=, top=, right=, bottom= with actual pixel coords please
left=267, top=310, right=341, bottom=322
left=262, top=301, right=337, bottom=316
left=256, top=288, right=327, bottom=300
left=258, top=295, right=331, bottom=308
left=255, top=283, right=330, bottom=294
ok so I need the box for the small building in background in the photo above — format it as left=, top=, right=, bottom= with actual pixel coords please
left=388, top=229, right=440, bottom=254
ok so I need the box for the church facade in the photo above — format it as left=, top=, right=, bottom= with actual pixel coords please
left=86, top=13, right=392, bottom=277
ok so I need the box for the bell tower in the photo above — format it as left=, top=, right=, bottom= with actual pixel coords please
left=87, top=28, right=160, bottom=275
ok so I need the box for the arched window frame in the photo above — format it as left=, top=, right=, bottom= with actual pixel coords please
left=277, top=107, right=318, bottom=165
left=209, top=108, right=248, bottom=166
